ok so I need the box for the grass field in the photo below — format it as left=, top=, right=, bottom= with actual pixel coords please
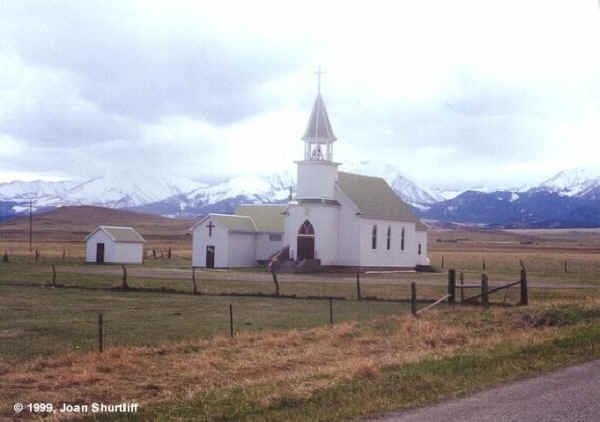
left=1, top=222, right=600, bottom=420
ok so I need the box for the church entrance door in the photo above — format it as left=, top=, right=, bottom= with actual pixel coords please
left=206, top=245, right=215, bottom=268
left=297, top=220, right=315, bottom=260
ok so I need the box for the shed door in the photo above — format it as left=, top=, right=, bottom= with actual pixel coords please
left=206, top=245, right=215, bottom=268
left=96, top=243, right=105, bottom=264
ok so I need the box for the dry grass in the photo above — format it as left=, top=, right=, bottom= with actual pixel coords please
left=3, top=297, right=595, bottom=417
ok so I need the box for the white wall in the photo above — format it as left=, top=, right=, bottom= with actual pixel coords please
left=296, top=161, right=338, bottom=199
left=284, top=203, right=340, bottom=265
left=358, top=219, right=421, bottom=268
left=85, top=230, right=114, bottom=263
left=335, top=188, right=362, bottom=266
left=228, top=232, right=257, bottom=267
left=415, top=231, right=430, bottom=265
left=85, top=230, right=143, bottom=264
left=112, top=243, right=144, bottom=264
left=255, top=233, right=284, bottom=261
left=192, top=219, right=229, bottom=268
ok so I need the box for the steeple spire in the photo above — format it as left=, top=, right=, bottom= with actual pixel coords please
left=301, top=94, right=336, bottom=144
left=301, top=67, right=337, bottom=161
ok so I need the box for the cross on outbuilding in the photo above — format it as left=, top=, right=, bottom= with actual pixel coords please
left=206, top=221, right=215, bottom=237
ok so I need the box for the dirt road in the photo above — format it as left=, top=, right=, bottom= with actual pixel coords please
left=372, top=359, right=600, bottom=421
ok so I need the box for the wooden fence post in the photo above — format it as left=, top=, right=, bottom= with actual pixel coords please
left=51, top=264, right=56, bottom=287
left=481, top=274, right=489, bottom=307
left=98, top=313, right=104, bottom=353
left=34, top=249, right=40, bottom=263
left=62, top=249, right=66, bottom=260
left=168, top=248, right=172, bottom=259
left=482, top=258, right=486, bottom=270
left=459, top=271, right=464, bottom=303
left=564, top=260, right=568, bottom=273
left=519, top=259, right=527, bottom=272
left=121, top=265, right=129, bottom=290
left=271, top=269, right=280, bottom=296
left=329, top=298, right=333, bottom=325
left=441, top=255, right=445, bottom=269
left=192, top=267, right=198, bottom=295
left=411, top=282, right=417, bottom=316
left=447, top=269, right=456, bottom=305
left=229, top=304, right=234, bottom=337
left=520, top=269, right=528, bottom=306
left=356, top=272, right=362, bottom=300
left=2, top=250, right=8, bottom=263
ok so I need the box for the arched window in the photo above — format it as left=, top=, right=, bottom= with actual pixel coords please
left=298, top=220, right=315, bottom=235
left=386, top=226, right=391, bottom=250
left=401, top=227, right=405, bottom=251
left=371, top=225, right=377, bottom=250
left=418, top=243, right=422, bottom=255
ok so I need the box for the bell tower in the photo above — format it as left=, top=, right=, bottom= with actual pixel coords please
left=295, top=68, right=340, bottom=200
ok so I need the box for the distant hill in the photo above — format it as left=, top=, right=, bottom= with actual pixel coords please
left=2, top=164, right=600, bottom=228
left=419, top=190, right=600, bottom=228
left=0, top=205, right=195, bottom=242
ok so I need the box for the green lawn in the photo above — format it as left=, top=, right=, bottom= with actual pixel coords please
left=0, top=284, right=409, bottom=360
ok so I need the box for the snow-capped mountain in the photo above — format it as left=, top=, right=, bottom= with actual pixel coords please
left=3, top=164, right=600, bottom=227
left=0, top=162, right=436, bottom=219
left=0, top=171, right=204, bottom=211
left=536, top=165, right=600, bottom=198
left=138, top=172, right=295, bottom=217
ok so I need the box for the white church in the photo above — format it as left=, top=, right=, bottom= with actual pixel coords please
left=192, top=87, right=429, bottom=270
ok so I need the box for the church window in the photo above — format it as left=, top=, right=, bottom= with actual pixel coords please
left=401, top=228, right=405, bottom=251
left=269, top=234, right=282, bottom=242
left=386, top=226, right=391, bottom=250
left=298, top=220, right=315, bottom=235
left=418, top=243, right=422, bottom=255
left=372, top=225, right=377, bottom=250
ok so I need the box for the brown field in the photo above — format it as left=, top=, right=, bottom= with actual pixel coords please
left=1, top=206, right=600, bottom=420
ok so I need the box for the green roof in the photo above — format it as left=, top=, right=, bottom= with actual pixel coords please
left=211, top=214, right=257, bottom=232
left=337, top=172, right=426, bottom=230
left=235, top=205, right=286, bottom=233
left=415, top=220, right=428, bottom=231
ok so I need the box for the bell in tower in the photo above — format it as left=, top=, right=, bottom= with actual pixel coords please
left=301, top=92, right=337, bottom=162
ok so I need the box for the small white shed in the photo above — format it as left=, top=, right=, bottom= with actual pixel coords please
left=85, top=225, right=146, bottom=264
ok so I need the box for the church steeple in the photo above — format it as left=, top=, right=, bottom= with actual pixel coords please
left=301, top=67, right=336, bottom=161
left=302, top=94, right=337, bottom=144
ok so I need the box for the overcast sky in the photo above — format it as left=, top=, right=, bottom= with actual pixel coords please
left=1, top=0, right=600, bottom=190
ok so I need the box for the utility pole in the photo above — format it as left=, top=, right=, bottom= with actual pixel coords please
left=28, top=199, right=33, bottom=252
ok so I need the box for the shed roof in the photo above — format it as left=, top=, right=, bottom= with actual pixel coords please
left=235, top=204, right=286, bottom=233
left=210, top=214, right=257, bottom=233
left=85, top=225, right=146, bottom=243
left=337, top=172, right=426, bottom=229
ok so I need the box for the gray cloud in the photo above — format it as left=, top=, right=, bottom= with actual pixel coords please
left=1, top=1, right=599, bottom=189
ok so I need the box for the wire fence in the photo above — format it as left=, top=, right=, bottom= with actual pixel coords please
left=1, top=294, right=411, bottom=359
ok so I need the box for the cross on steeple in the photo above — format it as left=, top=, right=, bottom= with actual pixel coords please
left=314, top=66, right=325, bottom=94
left=206, top=220, right=215, bottom=237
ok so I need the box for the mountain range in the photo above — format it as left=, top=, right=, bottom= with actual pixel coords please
left=1, top=163, right=600, bottom=228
